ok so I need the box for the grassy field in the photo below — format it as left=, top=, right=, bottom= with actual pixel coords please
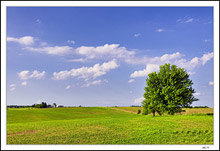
left=7, top=107, right=213, bottom=144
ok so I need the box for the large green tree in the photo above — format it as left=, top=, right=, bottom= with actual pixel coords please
left=142, top=63, right=198, bottom=116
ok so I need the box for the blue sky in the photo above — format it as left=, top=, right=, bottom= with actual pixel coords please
left=7, top=7, right=214, bottom=107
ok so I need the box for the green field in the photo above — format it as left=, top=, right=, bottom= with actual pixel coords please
left=7, top=107, right=213, bottom=144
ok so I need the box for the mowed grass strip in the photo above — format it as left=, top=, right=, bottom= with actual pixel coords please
left=110, top=107, right=213, bottom=115
left=7, top=107, right=213, bottom=144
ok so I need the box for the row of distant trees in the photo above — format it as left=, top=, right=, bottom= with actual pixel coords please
left=32, top=102, right=57, bottom=108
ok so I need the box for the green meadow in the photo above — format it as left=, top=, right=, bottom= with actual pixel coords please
left=7, top=107, right=213, bottom=144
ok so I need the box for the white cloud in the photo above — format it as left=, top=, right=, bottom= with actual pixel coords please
left=129, top=52, right=213, bottom=78
left=9, top=84, right=16, bottom=91
left=66, top=85, right=71, bottom=89
left=174, top=57, right=200, bottom=70
left=128, top=79, right=135, bottom=83
left=209, top=81, right=214, bottom=85
left=10, top=87, right=16, bottom=91
left=130, top=64, right=159, bottom=78
left=194, top=92, right=201, bottom=96
left=200, top=52, right=213, bottom=65
left=36, top=19, right=41, bottom=24
left=53, top=59, right=119, bottom=80
left=156, top=29, right=165, bottom=32
left=30, top=70, right=45, bottom=79
left=188, top=71, right=196, bottom=75
left=203, top=39, right=211, bottom=43
left=67, top=58, right=87, bottom=62
left=81, top=80, right=102, bottom=88
left=134, top=33, right=141, bottom=37
left=7, top=36, right=34, bottom=45
left=185, top=18, right=194, bottom=23
left=174, top=52, right=213, bottom=70
left=18, top=70, right=46, bottom=80
left=23, top=46, right=73, bottom=55
left=75, top=44, right=135, bottom=59
left=9, top=84, right=16, bottom=88
left=160, top=52, right=183, bottom=62
left=176, top=18, right=182, bottom=22
left=40, top=42, right=47, bottom=46
left=134, top=96, right=144, bottom=104
left=21, top=81, right=27, bottom=86
left=125, top=52, right=184, bottom=65
left=67, top=40, right=75, bottom=44
left=17, top=70, right=30, bottom=80
left=177, top=17, right=194, bottom=23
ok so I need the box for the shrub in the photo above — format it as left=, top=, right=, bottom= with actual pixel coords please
left=137, top=109, right=141, bottom=114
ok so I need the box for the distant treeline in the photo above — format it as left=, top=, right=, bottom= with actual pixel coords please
left=188, top=106, right=210, bottom=108
left=7, top=102, right=63, bottom=108
left=7, top=105, right=32, bottom=108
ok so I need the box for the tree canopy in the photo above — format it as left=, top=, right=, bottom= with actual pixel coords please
left=142, top=63, right=198, bottom=116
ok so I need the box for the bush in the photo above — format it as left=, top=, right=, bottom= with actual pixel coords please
left=137, top=109, right=141, bottom=114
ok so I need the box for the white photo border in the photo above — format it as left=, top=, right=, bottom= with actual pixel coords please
left=1, top=1, right=219, bottom=150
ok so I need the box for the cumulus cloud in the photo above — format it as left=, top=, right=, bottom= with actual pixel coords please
left=7, top=36, right=74, bottom=56
left=129, top=52, right=213, bottom=78
left=174, top=52, right=213, bottom=70
left=200, top=52, right=214, bottom=65
left=7, top=36, right=34, bottom=45
left=128, top=79, right=135, bottom=83
left=17, top=71, right=29, bottom=80
left=156, top=29, right=165, bottom=32
left=125, top=52, right=183, bottom=65
left=23, top=46, right=73, bottom=55
left=18, top=70, right=46, bottom=80
left=209, top=81, right=214, bottom=85
left=130, top=64, right=159, bottom=78
left=75, top=44, right=135, bottom=60
left=134, top=33, right=141, bottom=37
left=134, top=96, right=144, bottom=104
left=21, top=81, right=27, bottom=86
left=81, top=80, right=102, bottom=88
left=53, top=60, right=119, bottom=80
left=174, top=57, right=200, bottom=70
left=67, top=40, right=75, bottom=44
left=66, top=85, right=71, bottom=89
left=160, top=52, right=184, bottom=62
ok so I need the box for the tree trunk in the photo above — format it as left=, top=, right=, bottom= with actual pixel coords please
left=153, top=111, right=155, bottom=116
